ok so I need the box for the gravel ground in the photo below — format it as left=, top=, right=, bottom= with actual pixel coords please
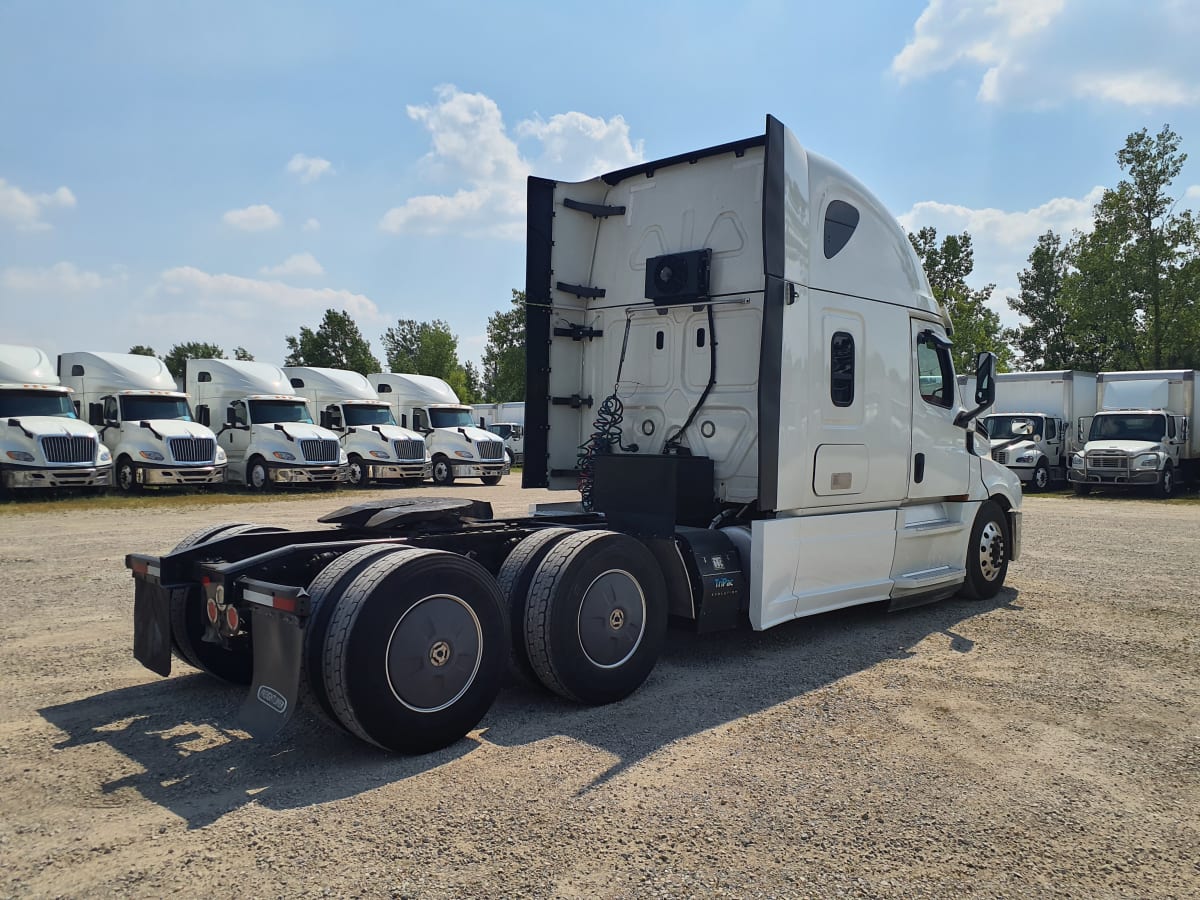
left=0, top=485, right=1197, bottom=899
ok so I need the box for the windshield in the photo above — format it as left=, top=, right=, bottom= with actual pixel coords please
left=490, top=424, right=512, bottom=439
left=0, top=389, right=77, bottom=419
left=248, top=399, right=313, bottom=424
left=429, top=408, right=475, bottom=429
left=1089, top=413, right=1165, bottom=442
left=120, top=395, right=192, bottom=421
left=984, top=415, right=1044, bottom=440
left=342, top=403, right=396, bottom=427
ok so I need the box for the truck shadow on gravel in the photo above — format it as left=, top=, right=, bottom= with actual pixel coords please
left=38, top=588, right=1018, bottom=828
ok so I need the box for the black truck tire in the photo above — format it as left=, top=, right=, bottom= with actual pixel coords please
left=523, top=530, right=668, bottom=705
left=481, top=475, right=502, bottom=486
left=319, top=548, right=507, bottom=754
left=960, top=501, right=1009, bottom=601
left=300, top=543, right=411, bottom=729
left=495, top=527, right=575, bottom=682
left=431, top=456, right=455, bottom=486
left=1154, top=462, right=1175, bottom=499
left=168, top=523, right=285, bottom=683
left=1031, top=460, right=1050, bottom=491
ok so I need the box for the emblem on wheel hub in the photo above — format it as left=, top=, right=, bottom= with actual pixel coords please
left=609, top=608, right=625, bottom=630
left=429, top=640, right=451, bottom=667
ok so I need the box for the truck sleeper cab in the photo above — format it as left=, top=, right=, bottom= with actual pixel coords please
left=187, top=359, right=349, bottom=490
left=127, top=115, right=1020, bottom=756
left=283, top=366, right=430, bottom=488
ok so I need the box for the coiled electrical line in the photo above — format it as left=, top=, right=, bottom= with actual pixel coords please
left=577, top=316, right=636, bottom=510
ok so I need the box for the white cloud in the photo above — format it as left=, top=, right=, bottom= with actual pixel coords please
left=899, top=186, right=1104, bottom=325
left=380, top=85, right=644, bottom=239
left=155, top=266, right=381, bottom=323
left=1184, top=185, right=1200, bottom=204
left=259, top=252, right=325, bottom=278
left=287, top=154, right=334, bottom=183
left=1, top=261, right=113, bottom=294
left=302, top=217, right=320, bottom=232
left=222, top=204, right=282, bottom=231
left=892, top=0, right=1200, bottom=108
left=0, top=178, right=76, bottom=231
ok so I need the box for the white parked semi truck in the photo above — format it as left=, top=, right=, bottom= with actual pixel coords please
left=0, top=344, right=112, bottom=492
left=186, top=358, right=349, bottom=489
left=283, top=366, right=431, bottom=487
left=126, top=115, right=1020, bottom=755
left=1069, top=369, right=1197, bottom=497
left=980, top=370, right=1097, bottom=491
left=58, top=351, right=226, bottom=492
left=368, top=373, right=510, bottom=485
left=473, top=402, right=525, bottom=464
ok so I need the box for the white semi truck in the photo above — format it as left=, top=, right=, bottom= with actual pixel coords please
left=472, top=402, right=525, bottom=465
left=1069, top=369, right=1197, bottom=497
left=0, top=344, right=113, bottom=492
left=127, top=115, right=1020, bottom=755
left=58, top=351, right=226, bottom=492
left=368, top=373, right=509, bottom=485
left=283, top=366, right=431, bottom=487
left=979, top=370, right=1097, bottom=491
left=186, top=358, right=349, bottom=489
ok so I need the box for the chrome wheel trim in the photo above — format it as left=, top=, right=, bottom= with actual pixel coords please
left=978, top=520, right=1005, bottom=582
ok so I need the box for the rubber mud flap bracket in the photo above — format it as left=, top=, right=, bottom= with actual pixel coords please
left=133, top=579, right=174, bottom=677
left=239, top=606, right=304, bottom=740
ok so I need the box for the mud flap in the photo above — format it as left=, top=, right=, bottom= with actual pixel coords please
left=133, top=579, right=174, bottom=677
left=239, top=606, right=304, bottom=739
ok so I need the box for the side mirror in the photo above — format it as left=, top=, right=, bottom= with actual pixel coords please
left=88, top=403, right=104, bottom=427
left=319, top=410, right=330, bottom=429
left=953, top=351, right=997, bottom=428
left=196, top=405, right=210, bottom=427
left=225, top=405, right=239, bottom=429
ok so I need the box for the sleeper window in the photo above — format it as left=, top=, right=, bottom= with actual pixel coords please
left=830, top=332, right=855, bottom=407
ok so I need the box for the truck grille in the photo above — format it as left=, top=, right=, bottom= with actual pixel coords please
left=993, top=451, right=1007, bottom=465
left=393, top=439, right=425, bottom=461
left=1087, top=454, right=1128, bottom=470
left=300, top=438, right=339, bottom=463
left=41, top=435, right=96, bottom=463
left=478, top=440, right=504, bottom=461
left=169, top=437, right=215, bottom=463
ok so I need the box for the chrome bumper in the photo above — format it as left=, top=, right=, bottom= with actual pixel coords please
left=140, top=464, right=227, bottom=486
left=368, top=462, right=432, bottom=480
left=451, top=462, right=511, bottom=477
left=1068, top=468, right=1160, bottom=485
left=269, top=465, right=349, bottom=484
left=1, top=464, right=113, bottom=489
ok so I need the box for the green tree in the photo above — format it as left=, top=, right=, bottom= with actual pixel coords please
left=128, top=345, right=156, bottom=357
left=162, top=342, right=226, bottom=379
left=380, top=319, right=461, bottom=380
left=1007, top=231, right=1075, bottom=369
left=482, top=289, right=526, bottom=402
left=233, top=346, right=255, bottom=361
left=284, top=309, right=380, bottom=374
left=908, top=226, right=1014, bottom=373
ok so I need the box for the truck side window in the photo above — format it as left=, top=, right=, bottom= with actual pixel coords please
left=830, top=332, right=855, bottom=407
left=1046, top=419, right=1057, bottom=440
left=413, top=408, right=425, bottom=431
left=231, top=400, right=247, bottom=426
left=1167, top=416, right=1176, bottom=439
left=916, top=340, right=953, bottom=409
left=103, top=396, right=119, bottom=422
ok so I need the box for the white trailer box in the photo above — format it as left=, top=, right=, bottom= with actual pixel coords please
left=59, top=351, right=226, bottom=491
left=187, top=359, right=348, bottom=489
left=283, top=366, right=430, bottom=487
left=0, top=344, right=112, bottom=491
left=1070, top=369, right=1198, bottom=496
left=368, top=373, right=510, bottom=485
left=979, top=370, right=1097, bottom=490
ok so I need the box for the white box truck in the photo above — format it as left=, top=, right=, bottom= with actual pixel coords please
left=127, top=115, right=1021, bottom=755
left=368, top=373, right=510, bottom=485
left=283, top=366, right=431, bottom=487
left=472, top=402, right=525, bottom=465
left=979, top=370, right=1097, bottom=490
left=186, top=359, right=349, bottom=489
left=0, top=344, right=113, bottom=492
left=58, top=351, right=227, bottom=492
left=1069, top=369, right=1197, bottom=497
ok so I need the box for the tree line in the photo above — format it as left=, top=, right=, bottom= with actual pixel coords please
left=912, top=123, right=1199, bottom=374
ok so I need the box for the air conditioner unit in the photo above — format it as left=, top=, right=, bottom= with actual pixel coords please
left=644, top=249, right=711, bottom=306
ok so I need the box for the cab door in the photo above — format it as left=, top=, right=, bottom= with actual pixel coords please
left=1044, top=417, right=1063, bottom=467
left=222, top=399, right=252, bottom=469
left=908, top=321, right=969, bottom=500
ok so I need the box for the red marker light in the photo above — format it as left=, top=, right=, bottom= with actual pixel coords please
left=206, top=598, right=218, bottom=624
left=225, top=606, right=240, bottom=632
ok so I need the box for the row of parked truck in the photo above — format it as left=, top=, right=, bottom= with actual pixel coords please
left=976, top=369, right=1198, bottom=497
left=0, top=345, right=522, bottom=495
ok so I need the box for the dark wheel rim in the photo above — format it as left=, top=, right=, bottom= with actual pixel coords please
left=385, top=594, right=482, bottom=713
left=577, top=569, right=646, bottom=668
left=118, top=463, right=135, bottom=491
left=978, top=520, right=1005, bottom=582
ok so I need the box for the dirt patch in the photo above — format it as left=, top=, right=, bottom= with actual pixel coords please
left=0, top=487, right=1197, bottom=898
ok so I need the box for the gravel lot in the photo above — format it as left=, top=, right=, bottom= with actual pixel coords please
left=0, top=484, right=1197, bottom=899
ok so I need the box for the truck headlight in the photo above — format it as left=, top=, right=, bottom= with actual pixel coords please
left=370, top=450, right=390, bottom=459
left=339, top=451, right=348, bottom=465
left=6, top=450, right=34, bottom=462
left=140, top=450, right=165, bottom=461
left=455, top=450, right=475, bottom=459
left=99, top=448, right=111, bottom=463
left=1134, top=453, right=1160, bottom=468
left=1014, top=453, right=1035, bottom=464
left=215, top=446, right=226, bottom=463
left=1070, top=454, right=1083, bottom=469
left=273, top=451, right=296, bottom=461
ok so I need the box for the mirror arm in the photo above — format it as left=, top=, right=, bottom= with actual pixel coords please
left=954, top=400, right=994, bottom=429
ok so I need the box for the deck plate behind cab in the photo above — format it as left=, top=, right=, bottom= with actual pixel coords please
left=317, top=497, right=494, bottom=530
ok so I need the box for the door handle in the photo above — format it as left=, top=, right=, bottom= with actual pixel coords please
left=914, top=452, right=926, bottom=484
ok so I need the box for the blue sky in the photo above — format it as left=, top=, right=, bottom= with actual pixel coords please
left=3, top=0, right=1199, bottom=368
